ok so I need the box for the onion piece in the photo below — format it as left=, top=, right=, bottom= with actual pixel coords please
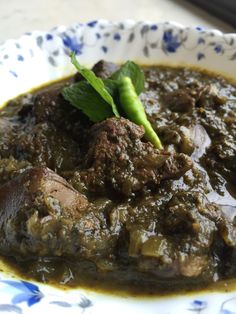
left=220, top=205, right=236, bottom=222
left=190, top=124, right=211, bottom=161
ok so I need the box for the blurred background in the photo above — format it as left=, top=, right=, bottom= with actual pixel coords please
left=0, top=0, right=235, bottom=42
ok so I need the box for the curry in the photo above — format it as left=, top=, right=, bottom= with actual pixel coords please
left=0, top=61, right=235, bottom=295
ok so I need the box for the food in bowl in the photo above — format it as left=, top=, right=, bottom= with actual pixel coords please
left=0, top=56, right=235, bottom=294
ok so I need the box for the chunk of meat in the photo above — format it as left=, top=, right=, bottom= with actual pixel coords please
left=70, top=118, right=193, bottom=196
left=163, top=84, right=225, bottom=113
left=0, top=167, right=88, bottom=257
left=33, top=86, right=71, bottom=124
left=33, top=86, right=91, bottom=138
left=211, top=136, right=236, bottom=169
left=12, top=122, right=80, bottom=172
left=196, top=84, right=227, bottom=109
left=74, top=60, right=119, bottom=82
left=91, top=60, right=119, bottom=78
left=202, top=134, right=236, bottom=185
left=163, top=87, right=196, bottom=112
left=160, top=154, right=193, bottom=180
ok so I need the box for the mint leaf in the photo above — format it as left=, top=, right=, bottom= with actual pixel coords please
left=111, top=61, right=145, bottom=95
left=62, top=81, right=114, bottom=122
left=103, top=79, right=118, bottom=97
left=70, top=52, right=120, bottom=117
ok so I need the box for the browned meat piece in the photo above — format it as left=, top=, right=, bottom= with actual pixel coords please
left=202, top=135, right=236, bottom=185
left=163, top=87, right=196, bottom=112
left=33, top=86, right=91, bottom=137
left=13, top=122, right=80, bottom=172
left=70, top=118, right=193, bottom=196
left=0, top=167, right=89, bottom=257
left=74, top=60, right=119, bottom=81
left=0, top=118, right=82, bottom=173
left=91, top=60, right=119, bottom=78
left=211, top=136, right=236, bottom=167
left=160, top=154, right=193, bottom=180
left=162, top=84, right=226, bottom=113
left=196, top=84, right=226, bottom=109
left=33, top=85, right=70, bottom=124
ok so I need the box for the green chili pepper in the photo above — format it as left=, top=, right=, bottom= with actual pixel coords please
left=119, top=76, right=163, bottom=150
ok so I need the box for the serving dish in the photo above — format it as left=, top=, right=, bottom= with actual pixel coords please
left=0, top=20, right=236, bottom=314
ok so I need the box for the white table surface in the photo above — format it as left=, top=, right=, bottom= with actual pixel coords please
left=0, top=0, right=235, bottom=43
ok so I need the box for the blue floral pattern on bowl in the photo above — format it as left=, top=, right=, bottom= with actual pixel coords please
left=0, top=277, right=93, bottom=314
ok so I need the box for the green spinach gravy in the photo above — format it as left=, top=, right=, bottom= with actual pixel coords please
left=0, top=62, right=235, bottom=296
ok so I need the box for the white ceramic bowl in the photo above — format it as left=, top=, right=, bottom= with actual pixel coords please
left=0, top=20, right=236, bottom=314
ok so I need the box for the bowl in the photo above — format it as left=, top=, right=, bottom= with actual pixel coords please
left=0, top=20, right=236, bottom=314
